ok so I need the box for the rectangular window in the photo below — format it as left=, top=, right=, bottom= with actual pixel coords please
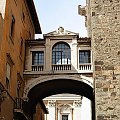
left=32, top=51, right=44, bottom=65
left=79, top=50, right=91, bottom=64
left=6, top=53, right=14, bottom=90
left=62, top=115, right=68, bottom=120
left=6, top=63, right=11, bottom=89
left=10, top=15, right=15, bottom=37
left=20, top=39, right=23, bottom=57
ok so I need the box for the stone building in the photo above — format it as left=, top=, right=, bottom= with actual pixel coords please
left=24, top=27, right=93, bottom=120
left=43, top=94, right=92, bottom=120
left=0, top=0, right=47, bottom=119
left=79, top=1, right=120, bottom=120
left=0, top=0, right=119, bottom=119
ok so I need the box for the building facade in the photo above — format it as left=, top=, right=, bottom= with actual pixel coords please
left=44, top=94, right=92, bottom=120
left=0, top=0, right=47, bottom=120
left=0, top=0, right=119, bottom=120
left=24, top=27, right=93, bottom=120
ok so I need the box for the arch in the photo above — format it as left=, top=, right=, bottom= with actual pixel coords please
left=23, top=75, right=93, bottom=105
left=52, top=41, right=70, bottom=49
left=52, top=42, right=71, bottom=65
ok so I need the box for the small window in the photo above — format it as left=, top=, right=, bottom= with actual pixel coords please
left=6, top=54, right=14, bottom=90
left=20, top=39, right=23, bottom=57
left=32, top=51, right=44, bottom=65
left=6, top=63, right=11, bottom=89
left=79, top=50, right=91, bottom=64
left=62, top=115, right=68, bottom=120
left=10, top=15, right=15, bottom=37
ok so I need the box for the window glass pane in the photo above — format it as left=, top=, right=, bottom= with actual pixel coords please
left=62, top=115, right=68, bottom=120
left=79, top=50, right=91, bottom=63
left=52, top=43, right=71, bottom=64
left=32, top=51, right=44, bottom=65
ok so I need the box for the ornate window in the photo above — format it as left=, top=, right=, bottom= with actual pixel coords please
left=52, top=42, right=71, bottom=64
left=79, top=50, right=91, bottom=63
left=32, top=51, right=44, bottom=65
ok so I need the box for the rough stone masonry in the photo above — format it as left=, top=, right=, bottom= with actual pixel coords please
left=90, top=0, right=120, bottom=119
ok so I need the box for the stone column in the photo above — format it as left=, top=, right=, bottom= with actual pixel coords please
left=90, top=0, right=120, bottom=119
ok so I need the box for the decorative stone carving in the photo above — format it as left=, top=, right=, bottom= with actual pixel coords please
left=73, top=100, right=82, bottom=107
left=58, top=26, right=64, bottom=34
left=48, top=100, right=56, bottom=107
left=58, top=104, right=72, bottom=113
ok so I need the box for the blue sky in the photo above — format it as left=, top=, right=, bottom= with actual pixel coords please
left=34, top=0, right=87, bottom=38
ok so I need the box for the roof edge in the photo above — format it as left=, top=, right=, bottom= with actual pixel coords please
left=26, top=0, right=42, bottom=34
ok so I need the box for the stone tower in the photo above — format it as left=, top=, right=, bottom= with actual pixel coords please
left=79, top=0, right=120, bottom=119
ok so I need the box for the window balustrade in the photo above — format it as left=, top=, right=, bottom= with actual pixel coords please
left=79, top=63, right=92, bottom=71
left=31, top=64, right=92, bottom=72
left=52, top=64, right=71, bottom=71
left=32, top=65, right=44, bottom=71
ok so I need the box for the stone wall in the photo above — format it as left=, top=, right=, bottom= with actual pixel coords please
left=90, top=0, right=120, bottom=119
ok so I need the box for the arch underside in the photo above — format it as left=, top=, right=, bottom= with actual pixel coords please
left=28, top=79, right=93, bottom=106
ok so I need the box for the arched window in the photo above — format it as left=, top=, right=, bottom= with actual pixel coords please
left=52, top=42, right=71, bottom=64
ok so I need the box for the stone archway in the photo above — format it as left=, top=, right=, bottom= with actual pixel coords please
left=23, top=75, right=94, bottom=120
left=23, top=75, right=93, bottom=100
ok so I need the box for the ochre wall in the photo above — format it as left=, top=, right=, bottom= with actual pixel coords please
left=0, top=0, right=35, bottom=119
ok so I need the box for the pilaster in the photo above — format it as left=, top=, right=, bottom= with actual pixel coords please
left=48, top=100, right=56, bottom=120
left=73, top=100, right=82, bottom=120
left=71, top=37, right=78, bottom=70
left=45, top=38, right=52, bottom=71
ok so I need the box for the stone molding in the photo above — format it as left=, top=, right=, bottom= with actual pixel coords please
left=73, top=100, right=82, bottom=107
left=48, top=100, right=56, bottom=107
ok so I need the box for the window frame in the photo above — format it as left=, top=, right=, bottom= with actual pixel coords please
left=10, top=15, right=15, bottom=38
left=52, top=42, right=71, bottom=65
left=6, top=53, right=14, bottom=90
left=79, top=50, right=91, bottom=64
left=6, top=62, right=11, bottom=90
left=32, top=51, right=44, bottom=65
